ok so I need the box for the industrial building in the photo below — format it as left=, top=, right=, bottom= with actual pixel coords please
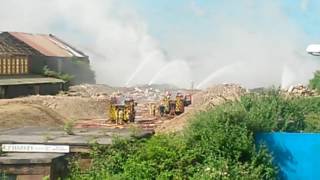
left=0, top=32, right=95, bottom=98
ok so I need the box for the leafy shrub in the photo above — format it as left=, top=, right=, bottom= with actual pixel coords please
left=184, top=103, right=276, bottom=180
left=309, top=70, right=320, bottom=92
left=43, top=65, right=74, bottom=82
left=68, top=137, right=143, bottom=180
left=240, top=90, right=320, bottom=132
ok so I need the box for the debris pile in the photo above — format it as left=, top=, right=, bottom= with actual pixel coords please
left=193, top=84, right=248, bottom=110
left=61, top=84, right=114, bottom=98
left=122, top=86, right=164, bottom=103
left=284, top=84, right=315, bottom=96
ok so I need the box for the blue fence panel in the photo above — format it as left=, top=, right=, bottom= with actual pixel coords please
left=255, top=133, right=320, bottom=180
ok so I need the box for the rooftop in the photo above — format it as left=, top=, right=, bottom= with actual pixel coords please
left=0, top=32, right=41, bottom=56
left=0, top=75, right=64, bottom=86
left=0, top=32, right=87, bottom=58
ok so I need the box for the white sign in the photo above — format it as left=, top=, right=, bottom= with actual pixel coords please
left=1, top=144, right=70, bottom=153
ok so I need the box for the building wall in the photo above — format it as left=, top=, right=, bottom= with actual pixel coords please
left=29, top=56, right=46, bottom=74
left=1, top=83, right=63, bottom=98
left=0, top=156, right=68, bottom=180
left=59, top=57, right=95, bottom=84
left=29, top=56, right=95, bottom=85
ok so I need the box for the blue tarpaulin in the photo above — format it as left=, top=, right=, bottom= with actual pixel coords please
left=255, top=133, right=320, bottom=180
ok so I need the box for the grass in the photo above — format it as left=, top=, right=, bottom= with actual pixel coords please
left=64, top=120, right=75, bottom=135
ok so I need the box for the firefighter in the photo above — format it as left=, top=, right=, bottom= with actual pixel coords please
left=149, top=103, right=152, bottom=116
left=163, top=96, right=170, bottom=114
left=151, top=103, right=156, bottom=116
left=175, top=94, right=184, bottom=114
left=125, top=108, right=130, bottom=122
left=169, top=100, right=176, bottom=116
left=118, top=108, right=124, bottom=124
left=110, top=104, right=117, bottom=122
left=159, top=104, right=165, bottom=117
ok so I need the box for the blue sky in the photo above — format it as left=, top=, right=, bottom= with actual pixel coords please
left=130, top=0, right=320, bottom=43
left=282, top=0, right=320, bottom=39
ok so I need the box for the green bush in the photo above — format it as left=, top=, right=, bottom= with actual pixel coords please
left=240, top=91, right=320, bottom=132
left=68, top=138, right=144, bottom=180
left=67, top=91, right=320, bottom=179
left=309, top=70, right=320, bottom=92
left=43, top=65, right=74, bottom=82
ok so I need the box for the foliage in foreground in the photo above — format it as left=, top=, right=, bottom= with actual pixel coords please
left=68, top=91, right=320, bottom=179
left=241, top=89, right=320, bottom=132
left=309, top=70, right=320, bottom=92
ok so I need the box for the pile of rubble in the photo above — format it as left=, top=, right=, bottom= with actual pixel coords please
left=125, top=87, right=163, bottom=102
left=60, top=84, right=115, bottom=98
left=193, top=84, right=248, bottom=110
left=284, top=84, right=316, bottom=97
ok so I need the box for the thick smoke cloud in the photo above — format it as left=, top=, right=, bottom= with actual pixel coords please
left=0, top=0, right=319, bottom=89
left=162, top=0, right=320, bottom=89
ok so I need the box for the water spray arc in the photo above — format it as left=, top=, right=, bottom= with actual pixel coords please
left=281, top=65, right=296, bottom=89
left=148, top=64, right=169, bottom=85
left=125, top=59, right=150, bottom=86
left=196, top=62, right=243, bottom=89
left=148, top=60, right=192, bottom=88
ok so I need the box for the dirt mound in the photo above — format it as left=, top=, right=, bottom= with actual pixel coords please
left=0, top=94, right=110, bottom=129
left=0, top=101, right=64, bottom=128
left=19, top=96, right=110, bottom=121
left=156, top=84, right=248, bottom=133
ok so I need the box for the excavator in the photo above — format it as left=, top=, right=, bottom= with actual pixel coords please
left=109, top=95, right=136, bottom=124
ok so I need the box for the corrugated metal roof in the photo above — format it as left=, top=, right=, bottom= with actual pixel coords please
left=8, top=32, right=86, bottom=58
left=0, top=32, right=41, bottom=56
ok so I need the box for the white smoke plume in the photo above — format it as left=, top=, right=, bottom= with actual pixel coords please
left=0, top=0, right=318, bottom=89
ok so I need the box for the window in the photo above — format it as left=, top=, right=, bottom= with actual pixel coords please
left=0, top=56, right=29, bottom=75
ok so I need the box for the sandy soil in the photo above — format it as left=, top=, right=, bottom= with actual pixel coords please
left=0, top=95, right=109, bottom=129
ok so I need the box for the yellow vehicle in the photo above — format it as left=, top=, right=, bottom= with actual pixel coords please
left=124, top=99, right=135, bottom=122
left=175, top=94, right=185, bottom=115
left=160, top=93, right=185, bottom=116
left=109, top=97, right=135, bottom=124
